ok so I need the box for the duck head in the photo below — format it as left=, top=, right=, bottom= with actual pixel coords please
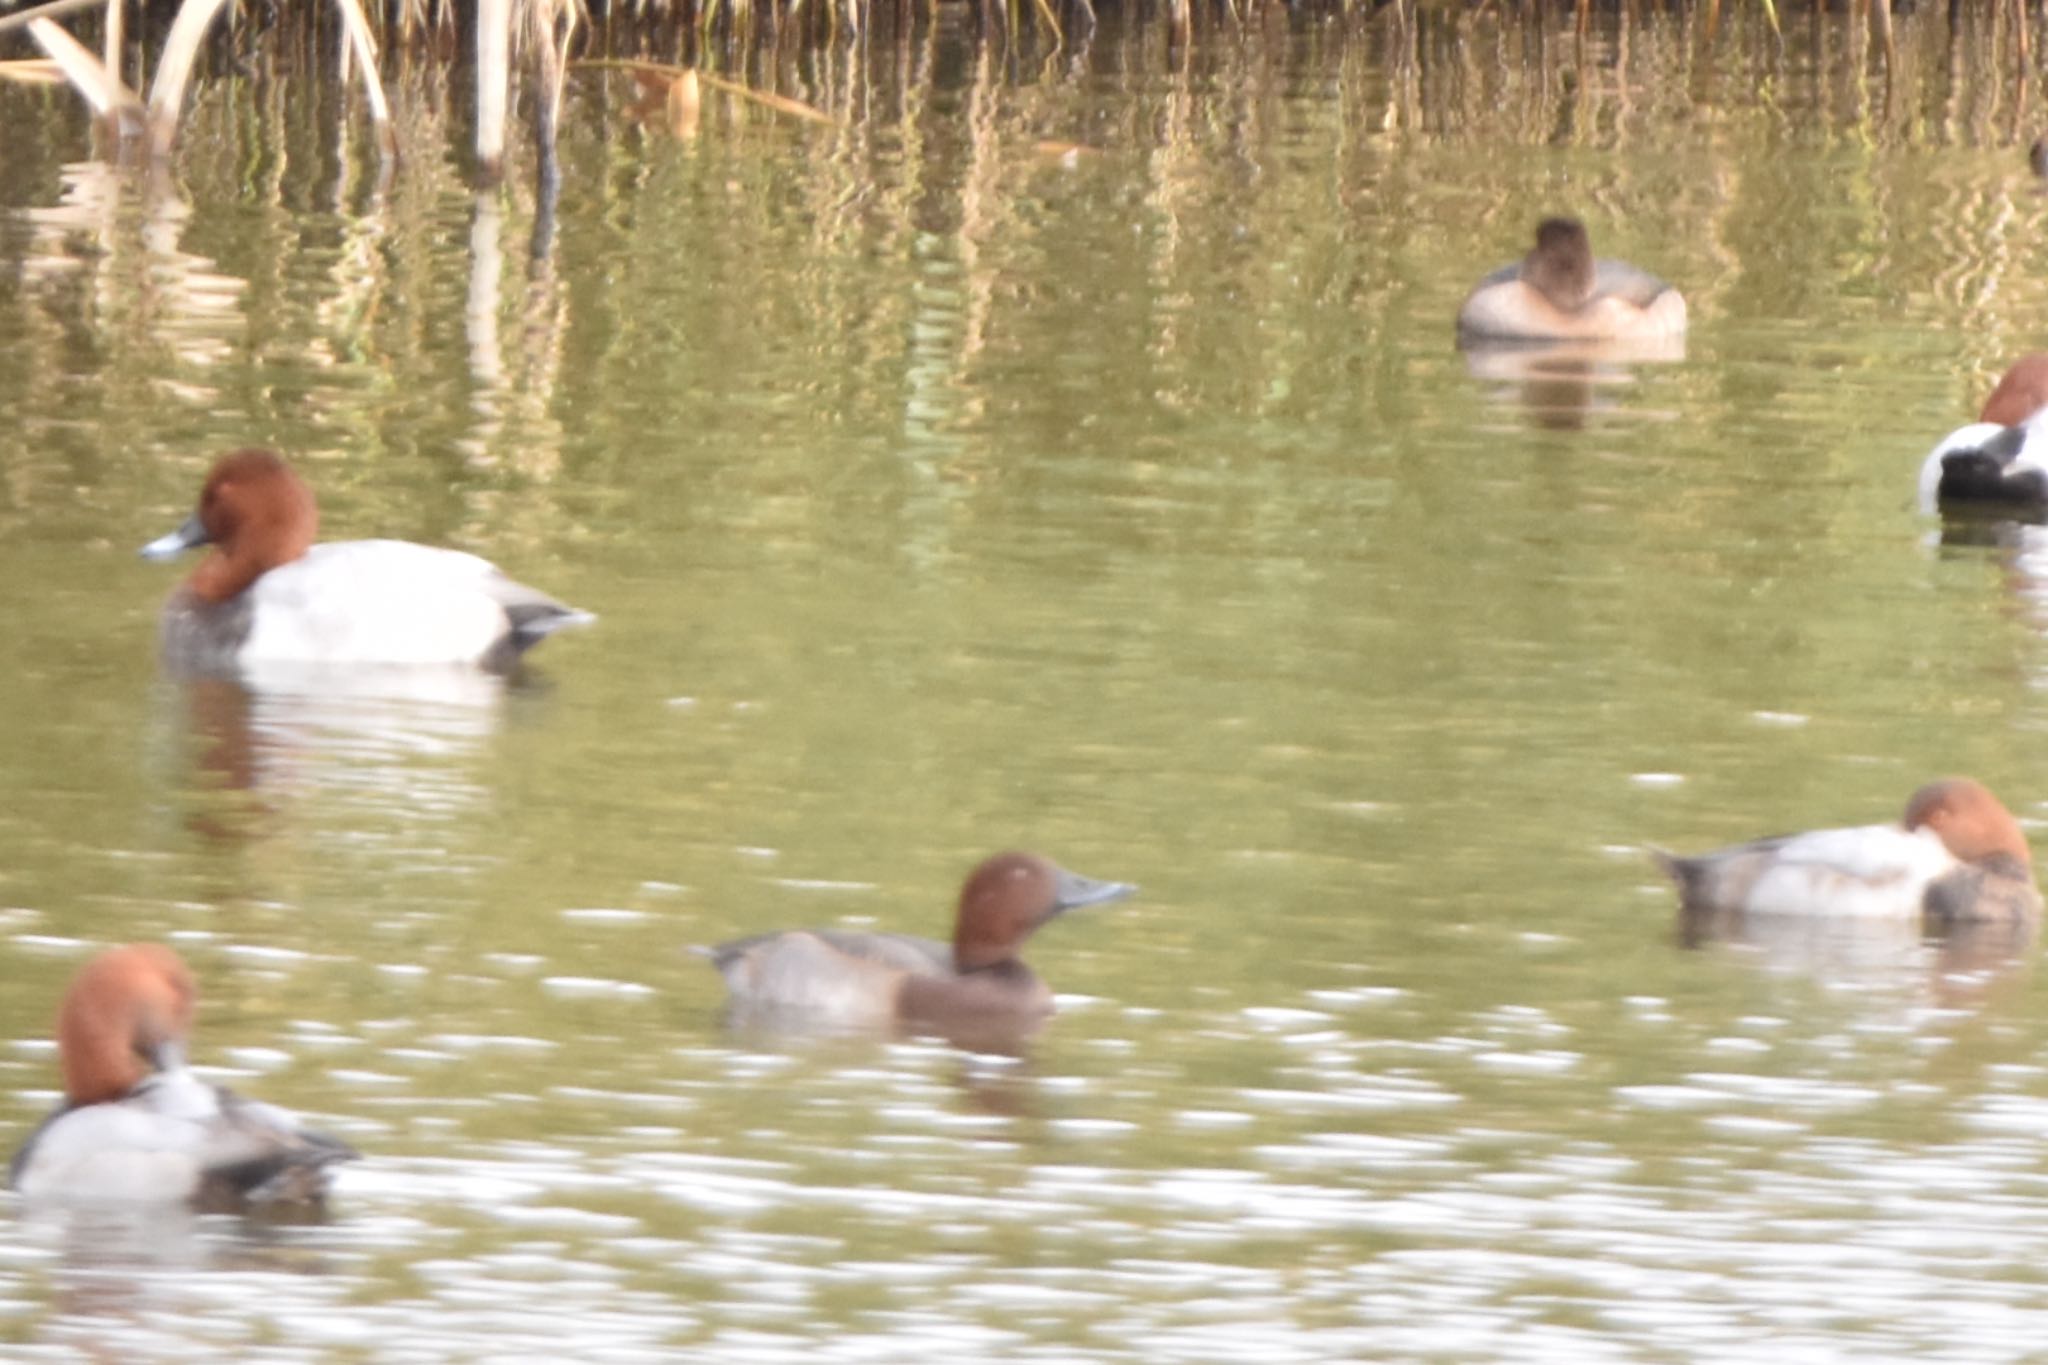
left=1904, top=777, right=2032, bottom=873
left=952, top=852, right=1135, bottom=973
left=57, top=945, right=198, bottom=1107
left=1977, top=355, right=2048, bottom=427
left=1521, top=217, right=1597, bottom=312
left=141, top=448, right=318, bottom=603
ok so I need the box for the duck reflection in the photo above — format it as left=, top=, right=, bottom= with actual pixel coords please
left=18, top=1200, right=343, bottom=1322
left=159, top=665, right=510, bottom=848
left=713, top=1008, right=1051, bottom=1124
left=1678, top=899, right=2034, bottom=979
left=1928, top=507, right=2048, bottom=659
left=719, top=996, right=1049, bottom=1061
left=1460, top=334, right=1687, bottom=430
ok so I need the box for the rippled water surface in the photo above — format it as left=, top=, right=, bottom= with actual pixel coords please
left=7, top=6, right=2048, bottom=1359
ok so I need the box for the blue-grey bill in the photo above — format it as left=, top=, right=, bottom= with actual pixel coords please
left=139, top=512, right=209, bottom=560
left=1052, top=867, right=1137, bottom=913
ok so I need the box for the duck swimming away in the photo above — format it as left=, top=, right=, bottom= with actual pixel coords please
left=702, top=851, right=1135, bottom=1034
left=9, top=944, right=356, bottom=1207
left=1652, top=777, right=2040, bottom=926
left=1917, top=356, right=2048, bottom=512
left=142, top=448, right=594, bottom=674
left=1458, top=217, right=1688, bottom=344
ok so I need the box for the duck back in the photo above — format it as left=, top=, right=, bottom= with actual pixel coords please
left=10, top=1069, right=354, bottom=1205
left=163, top=539, right=591, bottom=672
left=1657, top=823, right=1958, bottom=919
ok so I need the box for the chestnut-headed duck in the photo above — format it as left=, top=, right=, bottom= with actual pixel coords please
left=1917, top=356, right=2048, bottom=511
left=1458, top=217, right=1688, bottom=344
left=8, top=944, right=356, bottom=1207
left=703, top=852, right=1135, bottom=1032
left=1654, top=777, right=2041, bottom=925
left=142, top=448, right=594, bottom=674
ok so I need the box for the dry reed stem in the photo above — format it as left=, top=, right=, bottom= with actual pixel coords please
left=669, top=67, right=700, bottom=129
left=145, top=0, right=232, bottom=158
left=0, top=0, right=110, bottom=37
left=332, top=0, right=397, bottom=159
left=102, top=0, right=120, bottom=89
left=27, top=16, right=142, bottom=125
left=532, top=0, right=579, bottom=141
left=1029, top=0, right=1064, bottom=46
left=0, top=57, right=65, bottom=86
left=531, top=0, right=566, bottom=184
left=1870, top=0, right=1894, bottom=73
left=476, top=0, right=512, bottom=180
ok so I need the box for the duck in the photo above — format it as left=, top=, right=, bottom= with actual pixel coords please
left=1457, top=217, right=1688, bottom=344
left=1916, top=356, right=2048, bottom=511
left=702, top=851, right=1135, bottom=1032
left=1652, top=777, right=2041, bottom=926
left=8, top=944, right=356, bottom=1207
left=142, top=448, right=594, bottom=674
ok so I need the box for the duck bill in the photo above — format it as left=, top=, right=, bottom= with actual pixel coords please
left=139, top=512, right=210, bottom=561
left=1050, top=867, right=1137, bottom=915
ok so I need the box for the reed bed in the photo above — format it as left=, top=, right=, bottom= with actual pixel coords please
left=2, top=0, right=2040, bottom=193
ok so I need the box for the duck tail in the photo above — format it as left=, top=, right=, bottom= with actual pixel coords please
left=1644, top=845, right=1699, bottom=899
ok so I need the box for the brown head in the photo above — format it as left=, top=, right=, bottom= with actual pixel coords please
left=1521, top=217, right=1597, bottom=311
left=56, top=944, right=198, bottom=1107
left=1977, top=356, right=2048, bottom=428
left=950, top=852, right=1135, bottom=973
left=1903, top=778, right=2033, bottom=869
left=141, top=448, right=318, bottom=604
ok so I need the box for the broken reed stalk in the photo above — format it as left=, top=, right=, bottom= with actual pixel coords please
left=572, top=57, right=837, bottom=124
left=0, top=57, right=63, bottom=87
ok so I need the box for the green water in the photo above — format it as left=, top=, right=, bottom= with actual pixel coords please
left=3, top=7, right=2048, bottom=1358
